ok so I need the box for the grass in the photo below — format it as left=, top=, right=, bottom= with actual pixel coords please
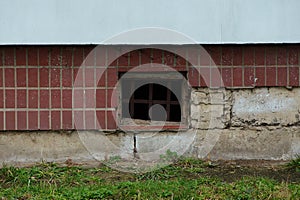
left=287, top=155, right=300, bottom=172
left=0, top=159, right=299, bottom=200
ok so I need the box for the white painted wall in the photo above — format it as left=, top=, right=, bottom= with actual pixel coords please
left=0, top=0, right=300, bottom=44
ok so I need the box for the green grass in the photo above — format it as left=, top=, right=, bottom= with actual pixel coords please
left=287, top=155, right=300, bottom=172
left=0, top=159, right=299, bottom=200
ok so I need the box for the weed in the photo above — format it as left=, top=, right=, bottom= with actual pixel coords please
left=287, top=155, right=300, bottom=172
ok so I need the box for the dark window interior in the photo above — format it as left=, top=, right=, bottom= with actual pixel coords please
left=120, top=72, right=186, bottom=123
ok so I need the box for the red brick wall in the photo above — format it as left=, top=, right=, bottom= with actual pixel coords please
left=0, top=45, right=299, bottom=131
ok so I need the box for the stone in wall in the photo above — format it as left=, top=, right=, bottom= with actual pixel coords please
left=190, top=88, right=231, bottom=129
left=232, top=88, right=300, bottom=127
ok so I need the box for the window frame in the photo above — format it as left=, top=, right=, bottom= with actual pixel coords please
left=117, top=71, right=190, bottom=131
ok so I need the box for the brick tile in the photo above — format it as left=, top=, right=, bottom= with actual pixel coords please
left=107, top=89, right=118, bottom=108
left=16, top=68, right=26, bottom=87
left=128, top=50, right=139, bottom=66
left=96, top=110, right=106, bottom=130
left=28, top=47, right=38, bottom=66
left=39, top=47, right=49, bottom=66
left=118, top=53, right=129, bottom=66
left=96, top=89, right=106, bottom=108
left=96, top=68, right=106, bottom=87
left=266, top=47, right=276, bottom=65
left=233, top=67, right=243, bottom=87
left=85, top=89, right=95, bottom=108
left=39, top=68, right=49, bottom=87
left=152, top=49, right=163, bottom=64
left=200, top=48, right=210, bottom=66
left=28, top=68, right=38, bottom=87
left=175, top=55, right=187, bottom=68
left=73, top=89, right=84, bottom=108
left=288, top=47, right=299, bottom=65
left=0, top=90, right=3, bottom=108
left=73, top=47, right=84, bottom=66
left=244, top=67, right=255, bottom=86
left=95, top=46, right=106, bottom=66
left=266, top=67, right=276, bottom=86
left=28, top=111, right=38, bottom=130
left=141, top=49, right=152, bottom=65
left=62, top=89, right=72, bottom=109
left=50, top=68, right=61, bottom=87
left=62, top=68, right=72, bottom=87
left=40, top=90, right=49, bottom=108
left=107, top=111, right=117, bottom=129
left=84, top=47, right=95, bottom=66
left=207, top=46, right=221, bottom=66
left=17, top=89, right=26, bottom=108
left=255, top=67, right=265, bottom=86
left=0, top=50, right=3, bottom=66
left=174, top=46, right=187, bottom=64
left=61, top=47, right=73, bottom=67
left=200, top=67, right=210, bottom=87
left=186, top=47, right=199, bottom=66
left=277, top=47, right=287, bottom=66
left=164, top=50, right=175, bottom=66
left=188, top=67, right=199, bottom=87
left=62, top=111, right=73, bottom=129
left=0, top=111, right=3, bottom=130
left=5, top=89, right=15, bottom=108
left=85, top=68, right=95, bottom=87
left=51, top=89, right=61, bottom=108
left=221, top=47, right=233, bottom=66
left=6, top=111, right=16, bottom=130
left=50, top=47, right=61, bottom=66
left=107, top=46, right=118, bottom=66
left=85, top=111, right=95, bottom=129
left=73, top=68, right=83, bottom=87
left=255, top=46, right=265, bottom=65
left=5, top=68, right=15, bottom=87
left=289, top=67, right=299, bottom=86
left=4, top=47, right=14, bottom=66
left=40, top=111, right=50, bottom=130
left=28, top=90, right=38, bottom=108
left=17, top=111, right=27, bottom=130
left=211, top=67, right=221, bottom=87
left=0, top=68, right=2, bottom=87
left=16, top=47, right=27, bottom=66
left=107, top=68, right=117, bottom=87
left=221, top=67, right=232, bottom=87
left=243, top=46, right=255, bottom=66
left=232, top=46, right=243, bottom=66
left=51, top=111, right=61, bottom=130
left=74, top=111, right=84, bottom=130
left=277, top=67, right=287, bottom=86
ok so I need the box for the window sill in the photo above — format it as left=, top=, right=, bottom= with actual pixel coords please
left=118, top=118, right=188, bottom=131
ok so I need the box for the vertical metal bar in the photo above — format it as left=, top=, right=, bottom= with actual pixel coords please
left=166, top=82, right=171, bottom=121
left=148, top=83, right=153, bottom=119
left=130, top=80, right=134, bottom=118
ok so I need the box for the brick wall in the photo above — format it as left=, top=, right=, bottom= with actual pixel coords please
left=0, top=45, right=299, bottom=131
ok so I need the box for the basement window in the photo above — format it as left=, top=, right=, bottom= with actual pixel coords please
left=118, top=72, right=189, bottom=130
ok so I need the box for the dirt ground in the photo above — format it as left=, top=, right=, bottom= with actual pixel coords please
left=5, top=159, right=299, bottom=183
